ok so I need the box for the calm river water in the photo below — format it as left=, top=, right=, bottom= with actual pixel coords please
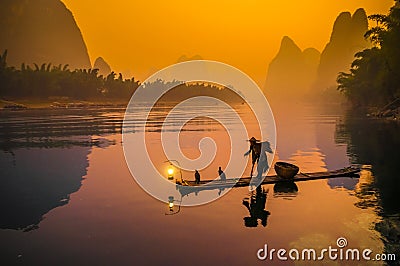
left=0, top=100, right=399, bottom=265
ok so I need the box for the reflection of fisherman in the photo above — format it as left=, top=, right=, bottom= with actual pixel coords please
left=218, top=166, right=226, bottom=181
left=242, top=186, right=270, bottom=227
left=195, top=170, right=201, bottom=184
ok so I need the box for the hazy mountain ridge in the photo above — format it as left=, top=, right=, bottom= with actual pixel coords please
left=264, top=8, right=370, bottom=97
left=264, top=36, right=320, bottom=96
left=313, top=8, right=370, bottom=91
left=177, top=54, right=204, bottom=62
left=93, top=57, right=112, bottom=76
left=0, top=0, right=91, bottom=70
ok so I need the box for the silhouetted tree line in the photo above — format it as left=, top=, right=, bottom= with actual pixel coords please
left=0, top=50, right=244, bottom=102
left=337, top=1, right=400, bottom=107
left=0, top=50, right=140, bottom=100
left=143, top=79, right=244, bottom=103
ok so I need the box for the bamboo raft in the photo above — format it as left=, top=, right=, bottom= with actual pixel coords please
left=176, top=166, right=360, bottom=196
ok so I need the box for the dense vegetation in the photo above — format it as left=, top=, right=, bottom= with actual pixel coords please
left=0, top=50, right=140, bottom=100
left=0, top=50, right=244, bottom=103
left=337, top=1, right=400, bottom=107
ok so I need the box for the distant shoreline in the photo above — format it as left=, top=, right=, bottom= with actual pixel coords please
left=0, top=97, right=247, bottom=110
left=0, top=98, right=129, bottom=110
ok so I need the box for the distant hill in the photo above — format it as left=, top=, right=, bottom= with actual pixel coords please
left=93, top=57, right=112, bottom=76
left=177, top=54, right=203, bottom=62
left=264, top=36, right=320, bottom=96
left=264, top=9, right=370, bottom=97
left=0, top=0, right=91, bottom=70
left=313, top=8, right=370, bottom=91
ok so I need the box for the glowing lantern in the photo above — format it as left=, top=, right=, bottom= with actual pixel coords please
left=167, top=166, right=174, bottom=180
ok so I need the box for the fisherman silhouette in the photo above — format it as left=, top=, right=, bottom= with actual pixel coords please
left=218, top=166, right=226, bottom=181
left=242, top=186, right=270, bottom=227
left=194, top=170, right=200, bottom=184
left=244, top=137, right=273, bottom=179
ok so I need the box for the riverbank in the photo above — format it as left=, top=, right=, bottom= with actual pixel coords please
left=0, top=98, right=129, bottom=110
left=367, top=98, right=400, bottom=122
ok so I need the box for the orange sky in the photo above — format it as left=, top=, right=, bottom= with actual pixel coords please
left=61, top=0, right=394, bottom=86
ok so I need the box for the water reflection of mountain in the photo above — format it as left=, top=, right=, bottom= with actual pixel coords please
left=312, top=104, right=358, bottom=190
left=0, top=108, right=121, bottom=230
left=336, top=113, right=400, bottom=214
left=335, top=111, right=400, bottom=262
left=0, top=147, right=89, bottom=230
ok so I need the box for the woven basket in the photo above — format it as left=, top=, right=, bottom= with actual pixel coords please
left=274, top=162, right=299, bottom=179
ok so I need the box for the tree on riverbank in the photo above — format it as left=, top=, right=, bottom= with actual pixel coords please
left=0, top=51, right=244, bottom=103
left=337, top=1, right=400, bottom=107
left=0, top=50, right=140, bottom=100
